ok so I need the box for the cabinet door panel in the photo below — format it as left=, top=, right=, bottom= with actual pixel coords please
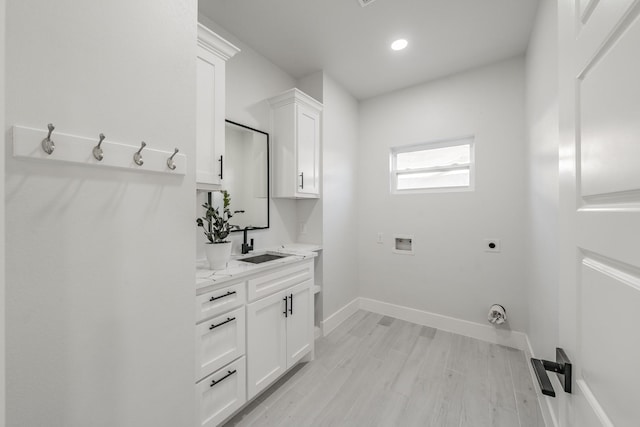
left=195, top=306, right=245, bottom=381
left=296, top=104, right=320, bottom=195
left=196, top=356, right=246, bottom=427
left=196, top=46, right=225, bottom=189
left=246, top=291, right=287, bottom=399
left=286, top=280, right=313, bottom=368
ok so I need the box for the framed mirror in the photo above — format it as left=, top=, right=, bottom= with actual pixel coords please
left=221, top=119, right=270, bottom=231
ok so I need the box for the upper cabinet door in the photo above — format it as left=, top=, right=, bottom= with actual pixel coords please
left=196, top=24, right=240, bottom=191
left=296, top=103, right=320, bottom=196
left=268, top=88, right=323, bottom=199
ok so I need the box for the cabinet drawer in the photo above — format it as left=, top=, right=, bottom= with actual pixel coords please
left=247, top=261, right=313, bottom=302
left=196, top=281, right=246, bottom=323
left=196, top=356, right=246, bottom=427
left=196, top=306, right=246, bottom=381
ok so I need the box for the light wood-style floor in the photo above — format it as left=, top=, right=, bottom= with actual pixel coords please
left=224, top=310, right=545, bottom=427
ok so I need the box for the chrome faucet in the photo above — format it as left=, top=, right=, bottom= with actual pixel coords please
left=242, top=228, right=254, bottom=255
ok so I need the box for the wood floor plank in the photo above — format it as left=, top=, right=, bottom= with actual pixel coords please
left=399, top=375, right=443, bottom=426
left=459, top=378, right=491, bottom=427
left=391, top=334, right=433, bottom=397
left=311, top=355, right=382, bottom=426
left=317, top=332, right=361, bottom=371
left=390, top=320, right=422, bottom=355
left=515, top=390, right=546, bottom=427
left=247, top=389, right=305, bottom=427
left=343, top=349, right=409, bottom=423
left=377, top=315, right=394, bottom=326
left=429, top=369, right=465, bottom=427
left=420, top=325, right=437, bottom=338
left=348, top=312, right=383, bottom=338
left=279, top=366, right=353, bottom=427
left=488, top=343, right=518, bottom=412
left=416, top=329, right=454, bottom=380
left=324, top=310, right=367, bottom=344
left=337, top=323, right=387, bottom=371
left=369, top=320, right=404, bottom=360
left=505, top=345, right=537, bottom=395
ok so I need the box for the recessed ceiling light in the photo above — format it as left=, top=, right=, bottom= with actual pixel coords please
left=391, top=39, right=408, bottom=51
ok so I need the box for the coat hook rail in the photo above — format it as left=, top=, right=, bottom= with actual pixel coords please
left=12, top=124, right=186, bottom=175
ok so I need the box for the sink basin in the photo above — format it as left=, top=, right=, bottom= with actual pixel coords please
left=240, top=253, right=287, bottom=264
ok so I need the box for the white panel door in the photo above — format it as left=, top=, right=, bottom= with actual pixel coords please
left=246, top=290, right=287, bottom=399
left=296, top=103, right=320, bottom=196
left=285, top=280, right=313, bottom=368
left=559, top=1, right=640, bottom=426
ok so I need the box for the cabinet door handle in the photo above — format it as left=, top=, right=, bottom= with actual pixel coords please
left=209, top=290, right=236, bottom=302
left=299, top=172, right=304, bottom=189
left=210, top=369, right=237, bottom=388
left=209, top=317, right=236, bottom=330
left=218, top=155, right=224, bottom=179
left=289, top=294, right=293, bottom=315
left=283, top=296, right=288, bottom=318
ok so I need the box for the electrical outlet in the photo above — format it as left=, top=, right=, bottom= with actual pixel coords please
left=377, top=232, right=383, bottom=244
left=299, top=222, right=307, bottom=235
left=484, top=239, right=501, bottom=252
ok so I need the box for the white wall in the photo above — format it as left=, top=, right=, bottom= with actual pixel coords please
left=319, top=74, right=360, bottom=319
left=5, top=1, right=196, bottom=426
left=197, top=15, right=299, bottom=257
left=525, top=0, right=559, bottom=420
left=358, top=57, right=529, bottom=332
left=0, top=0, right=6, bottom=424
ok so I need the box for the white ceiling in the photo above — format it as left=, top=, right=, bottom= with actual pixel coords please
left=199, top=0, right=540, bottom=100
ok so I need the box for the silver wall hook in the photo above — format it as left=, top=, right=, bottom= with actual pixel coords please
left=167, top=148, right=179, bottom=170
left=93, top=133, right=106, bottom=161
left=41, top=123, right=55, bottom=155
left=133, top=141, right=146, bottom=166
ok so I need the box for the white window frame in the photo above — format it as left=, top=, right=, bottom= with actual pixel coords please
left=389, top=136, right=475, bottom=194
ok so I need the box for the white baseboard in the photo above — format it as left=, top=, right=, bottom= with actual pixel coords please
left=321, top=298, right=360, bottom=336
left=359, top=297, right=529, bottom=351
left=524, top=335, right=558, bottom=427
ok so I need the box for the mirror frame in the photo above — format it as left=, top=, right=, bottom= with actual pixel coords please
left=225, top=119, right=270, bottom=232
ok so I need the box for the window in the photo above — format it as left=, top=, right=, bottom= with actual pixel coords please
left=390, top=136, right=474, bottom=193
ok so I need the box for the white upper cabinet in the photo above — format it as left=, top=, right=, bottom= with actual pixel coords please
left=268, top=89, right=323, bottom=198
left=196, top=24, right=240, bottom=191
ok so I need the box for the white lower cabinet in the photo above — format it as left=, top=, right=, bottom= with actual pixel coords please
left=195, top=258, right=314, bottom=425
left=196, top=356, right=246, bottom=427
left=247, top=279, right=313, bottom=400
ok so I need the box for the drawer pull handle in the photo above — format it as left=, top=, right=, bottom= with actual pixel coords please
left=289, top=294, right=293, bottom=315
left=209, top=317, right=236, bottom=330
left=210, top=369, right=236, bottom=388
left=209, top=291, right=236, bottom=302
left=283, top=296, right=288, bottom=318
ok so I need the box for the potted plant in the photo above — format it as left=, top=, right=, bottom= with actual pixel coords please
left=196, top=191, right=241, bottom=270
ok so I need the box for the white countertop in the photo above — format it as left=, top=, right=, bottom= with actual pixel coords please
left=196, top=245, right=319, bottom=291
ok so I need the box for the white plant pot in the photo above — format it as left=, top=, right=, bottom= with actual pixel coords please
left=205, top=242, right=232, bottom=270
